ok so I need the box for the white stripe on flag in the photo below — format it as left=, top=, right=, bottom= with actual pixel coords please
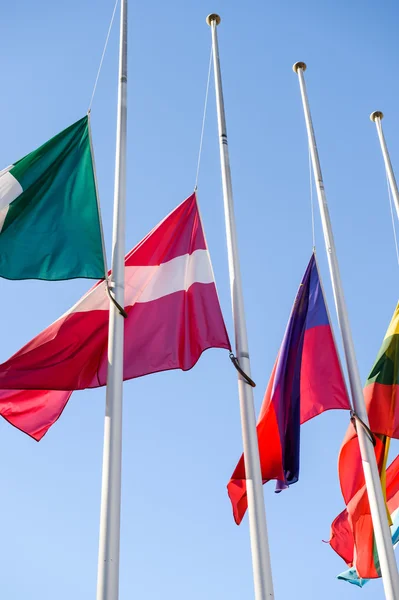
left=0, top=165, right=14, bottom=178
left=65, top=249, right=214, bottom=316
left=0, top=168, right=22, bottom=230
left=0, top=169, right=22, bottom=207
left=134, top=249, right=214, bottom=303
left=0, top=206, right=10, bottom=232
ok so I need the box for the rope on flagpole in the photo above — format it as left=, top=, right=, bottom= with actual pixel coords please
left=350, top=410, right=377, bottom=446
left=194, top=44, right=213, bottom=190
left=106, top=282, right=128, bottom=318
left=385, top=170, right=399, bottom=267
left=308, top=144, right=316, bottom=249
left=88, top=0, right=119, bottom=112
left=229, top=353, right=256, bottom=387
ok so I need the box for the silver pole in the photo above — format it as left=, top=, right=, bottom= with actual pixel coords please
left=370, top=111, right=399, bottom=223
left=294, top=61, right=399, bottom=600
left=207, top=14, right=274, bottom=600
left=96, top=1, right=127, bottom=599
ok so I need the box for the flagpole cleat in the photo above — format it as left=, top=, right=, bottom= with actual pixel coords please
left=293, top=61, right=307, bottom=73
left=206, top=14, right=221, bottom=26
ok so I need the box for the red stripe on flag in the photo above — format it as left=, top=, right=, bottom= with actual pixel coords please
left=227, top=362, right=284, bottom=525
left=125, top=193, right=206, bottom=266
left=99, top=284, right=230, bottom=384
left=366, top=382, right=399, bottom=439
left=0, top=389, right=72, bottom=441
left=300, top=325, right=350, bottom=424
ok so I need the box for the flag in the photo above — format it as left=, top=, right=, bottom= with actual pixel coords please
left=0, top=116, right=105, bottom=280
left=337, top=508, right=399, bottom=587
left=227, top=254, right=350, bottom=524
left=0, top=192, right=230, bottom=440
left=331, top=302, right=399, bottom=579
left=366, top=303, right=399, bottom=439
left=330, top=453, right=399, bottom=583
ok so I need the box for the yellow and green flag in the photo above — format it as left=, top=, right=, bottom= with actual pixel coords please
left=331, top=302, right=399, bottom=580
left=366, top=303, right=399, bottom=434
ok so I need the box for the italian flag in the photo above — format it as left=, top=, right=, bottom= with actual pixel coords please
left=0, top=116, right=105, bottom=280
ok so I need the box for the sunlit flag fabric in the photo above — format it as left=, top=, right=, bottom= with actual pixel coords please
left=227, top=253, right=350, bottom=524
left=0, top=116, right=105, bottom=280
left=0, top=192, right=230, bottom=440
left=330, top=302, right=399, bottom=579
left=337, top=507, right=399, bottom=587
left=330, top=453, right=399, bottom=583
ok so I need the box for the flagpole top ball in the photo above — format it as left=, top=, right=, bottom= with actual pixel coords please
left=293, top=61, right=307, bottom=73
left=370, top=110, right=384, bottom=122
left=206, top=14, right=221, bottom=26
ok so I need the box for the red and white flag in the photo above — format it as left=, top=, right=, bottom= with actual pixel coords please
left=0, top=192, right=231, bottom=440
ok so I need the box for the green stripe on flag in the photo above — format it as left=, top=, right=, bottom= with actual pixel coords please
left=366, top=334, right=399, bottom=387
left=0, top=116, right=105, bottom=281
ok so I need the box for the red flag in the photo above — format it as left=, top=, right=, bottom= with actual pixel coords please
left=330, top=453, right=399, bottom=578
left=227, top=256, right=349, bottom=524
left=330, top=303, right=399, bottom=578
left=331, top=427, right=392, bottom=578
left=0, top=193, right=231, bottom=440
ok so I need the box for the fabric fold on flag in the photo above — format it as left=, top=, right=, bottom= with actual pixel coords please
left=0, top=192, right=231, bottom=440
left=227, top=254, right=350, bottom=525
left=0, top=116, right=105, bottom=280
left=330, top=302, right=399, bottom=579
left=337, top=507, right=399, bottom=587
left=330, top=454, right=399, bottom=582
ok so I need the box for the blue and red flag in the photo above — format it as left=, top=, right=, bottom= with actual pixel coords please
left=227, top=253, right=350, bottom=524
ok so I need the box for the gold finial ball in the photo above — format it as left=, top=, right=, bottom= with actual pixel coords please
left=293, top=61, right=307, bottom=73
left=206, top=14, right=221, bottom=26
left=370, top=111, right=384, bottom=122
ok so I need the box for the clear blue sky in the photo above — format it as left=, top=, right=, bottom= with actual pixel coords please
left=0, top=0, right=398, bottom=598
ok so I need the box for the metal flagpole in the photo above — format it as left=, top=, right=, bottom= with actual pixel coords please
left=96, top=0, right=127, bottom=599
left=370, top=111, right=399, bottom=223
left=294, top=62, right=399, bottom=600
left=207, top=14, right=274, bottom=600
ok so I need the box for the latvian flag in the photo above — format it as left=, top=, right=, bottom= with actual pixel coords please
left=0, top=192, right=231, bottom=440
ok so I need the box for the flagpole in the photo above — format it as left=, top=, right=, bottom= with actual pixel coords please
left=370, top=111, right=399, bottom=222
left=207, top=14, right=274, bottom=600
left=294, top=62, right=399, bottom=600
left=96, top=0, right=127, bottom=599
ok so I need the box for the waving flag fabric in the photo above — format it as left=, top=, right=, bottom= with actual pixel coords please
left=331, top=302, right=399, bottom=579
left=227, top=254, right=350, bottom=524
left=337, top=508, right=399, bottom=587
left=0, top=192, right=230, bottom=440
left=330, top=453, right=399, bottom=582
left=0, top=116, right=105, bottom=280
